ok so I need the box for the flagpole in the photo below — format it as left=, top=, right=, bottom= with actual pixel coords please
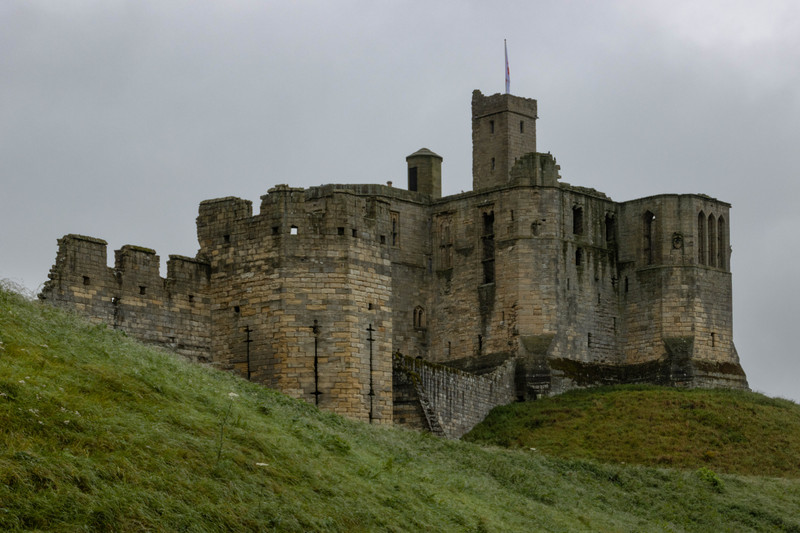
left=504, top=39, right=510, bottom=94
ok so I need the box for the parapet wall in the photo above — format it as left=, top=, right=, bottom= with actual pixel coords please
left=394, top=354, right=517, bottom=439
left=39, top=234, right=211, bottom=362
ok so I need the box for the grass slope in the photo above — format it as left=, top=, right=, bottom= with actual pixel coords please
left=1, top=283, right=800, bottom=532
left=464, top=386, right=800, bottom=478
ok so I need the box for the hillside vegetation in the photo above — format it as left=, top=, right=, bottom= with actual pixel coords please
left=465, top=385, right=800, bottom=478
left=2, top=283, right=800, bottom=532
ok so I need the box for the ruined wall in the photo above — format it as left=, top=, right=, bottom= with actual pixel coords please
left=40, top=235, right=116, bottom=322
left=39, top=234, right=211, bottom=362
left=394, top=354, right=517, bottom=439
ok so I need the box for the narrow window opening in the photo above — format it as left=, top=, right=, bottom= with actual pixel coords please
left=380, top=235, right=386, bottom=244
left=707, top=214, right=716, bottom=267
left=575, top=248, right=583, bottom=266
left=588, top=333, right=592, bottom=347
left=520, top=121, right=524, bottom=133
left=368, top=302, right=373, bottom=310
left=573, top=206, right=584, bottom=235
left=482, top=211, right=495, bottom=284
left=352, top=228, right=357, bottom=238
left=337, top=227, right=345, bottom=236
left=391, top=212, right=399, bottom=247
left=82, top=276, right=90, bottom=286
left=597, top=293, right=601, bottom=305
left=489, top=120, right=495, bottom=134
left=188, top=294, right=194, bottom=303
left=408, top=166, right=418, bottom=192
left=111, top=297, right=119, bottom=305
left=567, top=278, right=570, bottom=290
left=613, top=317, right=617, bottom=332
left=447, top=341, right=451, bottom=356
left=510, top=210, right=514, bottom=221
left=223, top=234, right=231, bottom=243
left=438, top=218, right=453, bottom=269
left=234, top=305, right=240, bottom=313
left=624, top=277, right=629, bottom=293
left=478, top=335, right=483, bottom=354
left=483, top=211, right=494, bottom=237
left=290, top=225, right=298, bottom=235
left=605, top=214, right=615, bottom=242
left=644, top=211, right=656, bottom=265
left=491, top=157, right=496, bottom=171
left=139, top=286, right=146, bottom=295
left=711, top=332, right=716, bottom=347
left=717, top=216, right=726, bottom=270
left=272, top=226, right=280, bottom=235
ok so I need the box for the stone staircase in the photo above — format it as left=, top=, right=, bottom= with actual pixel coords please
left=412, top=378, right=447, bottom=438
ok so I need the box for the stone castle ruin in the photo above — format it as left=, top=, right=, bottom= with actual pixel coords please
left=40, top=90, right=748, bottom=438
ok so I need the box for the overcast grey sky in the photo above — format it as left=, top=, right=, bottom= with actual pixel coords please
left=2, top=0, right=798, bottom=401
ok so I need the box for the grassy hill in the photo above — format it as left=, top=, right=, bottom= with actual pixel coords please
left=464, top=385, right=800, bottom=479
left=2, top=282, right=800, bottom=532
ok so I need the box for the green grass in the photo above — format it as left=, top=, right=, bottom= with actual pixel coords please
left=2, top=282, right=800, bottom=532
left=464, top=385, right=800, bottom=478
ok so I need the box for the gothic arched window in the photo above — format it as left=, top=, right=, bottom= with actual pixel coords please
left=697, top=211, right=706, bottom=265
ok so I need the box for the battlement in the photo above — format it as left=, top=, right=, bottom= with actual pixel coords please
left=471, top=89, right=538, bottom=120
left=40, top=236, right=211, bottom=362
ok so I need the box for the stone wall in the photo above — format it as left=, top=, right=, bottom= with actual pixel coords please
left=614, top=195, right=744, bottom=385
left=195, top=186, right=395, bottom=424
left=39, top=234, right=211, bottom=362
left=394, top=354, right=517, bottom=439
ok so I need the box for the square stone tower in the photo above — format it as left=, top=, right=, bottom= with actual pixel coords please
left=472, top=90, right=538, bottom=190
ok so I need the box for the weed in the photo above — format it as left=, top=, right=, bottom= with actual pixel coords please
left=696, top=467, right=724, bottom=492
left=214, top=392, right=238, bottom=467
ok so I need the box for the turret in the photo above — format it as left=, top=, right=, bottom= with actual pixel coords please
left=406, top=148, right=442, bottom=198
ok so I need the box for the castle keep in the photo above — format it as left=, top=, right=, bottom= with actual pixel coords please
left=40, top=90, right=748, bottom=438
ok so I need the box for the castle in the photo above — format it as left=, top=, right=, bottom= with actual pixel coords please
left=40, top=90, right=748, bottom=438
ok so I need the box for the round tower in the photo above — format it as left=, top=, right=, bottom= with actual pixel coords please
left=406, top=148, right=442, bottom=198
